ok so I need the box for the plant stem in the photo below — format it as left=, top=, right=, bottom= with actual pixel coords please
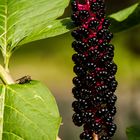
left=0, top=86, right=6, bottom=140
left=4, top=54, right=10, bottom=72
left=93, top=133, right=98, bottom=140
left=0, top=64, right=14, bottom=84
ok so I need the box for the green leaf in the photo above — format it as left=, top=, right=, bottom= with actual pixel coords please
left=126, top=126, right=140, bottom=140
left=0, top=81, right=61, bottom=140
left=109, top=2, right=140, bottom=33
left=19, top=17, right=75, bottom=46
left=109, top=3, right=139, bottom=22
left=0, top=0, right=69, bottom=55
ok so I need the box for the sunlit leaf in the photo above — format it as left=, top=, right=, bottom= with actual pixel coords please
left=0, top=81, right=61, bottom=140
left=0, top=0, right=69, bottom=55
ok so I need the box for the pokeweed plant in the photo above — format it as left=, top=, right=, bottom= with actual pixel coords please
left=0, top=0, right=140, bottom=140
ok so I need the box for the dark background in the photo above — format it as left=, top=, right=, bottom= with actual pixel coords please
left=2, top=0, right=140, bottom=140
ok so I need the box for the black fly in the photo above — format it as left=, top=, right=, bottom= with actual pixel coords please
left=16, top=75, right=32, bottom=84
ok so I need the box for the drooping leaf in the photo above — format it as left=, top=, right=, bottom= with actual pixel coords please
left=126, top=126, right=140, bottom=140
left=0, top=0, right=69, bottom=55
left=0, top=81, right=61, bottom=140
left=109, top=3, right=139, bottom=22
left=109, top=2, right=140, bottom=33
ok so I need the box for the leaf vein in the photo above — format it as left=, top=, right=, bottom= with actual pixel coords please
left=3, top=131, right=24, bottom=140
left=5, top=104, right=49, bottom=139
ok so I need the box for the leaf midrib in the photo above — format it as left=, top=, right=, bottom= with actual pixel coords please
left=3, top=1, right=7, bottom=57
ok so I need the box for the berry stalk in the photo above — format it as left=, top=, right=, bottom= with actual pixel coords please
left=93, top=133, right=98, bottom=140
left=71, top=0, right=118, bottom=140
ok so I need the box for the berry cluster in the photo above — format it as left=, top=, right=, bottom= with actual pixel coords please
left=71, top=0, right=117, bottom=140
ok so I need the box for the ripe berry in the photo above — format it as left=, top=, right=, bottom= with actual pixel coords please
left=83, top=111, right=94, bottom=123
left=89, top=20, right=99, bottom=29
left=80, top=131, right=93, bottom=140
left=72, top=113, right=83, bottom=126
left=72, top=41, right=87, bottom=53
left=73, top=77, right=82, bottom=87
left=96, top=11, right=105, bottom=19
left=107, top=94, right=117, bottom=106
left=71, top=1, right=78, bottom=12
left=104, top=114, right=113, bottom=123
left=71, top=13, right=81, bottom=26
left=79, top=10, right=90, bottom=20
left=97, top=108, right=108, bottom=117
left=71, top=13, right=78, bottom=22
left=109, top=106, right=116, bottom=116
left=72, top=87, right=81, bottom=99
left=103, top=19, right=110, bottom=28
left=73, top=65, right=86, bottom=76
left=90, top=2, right=98, bottom=12
left=88, top=37, right=98, bottom=46
left=107, top=123, right=117, bottom=137
left=90, top=122, right=102, bottom=133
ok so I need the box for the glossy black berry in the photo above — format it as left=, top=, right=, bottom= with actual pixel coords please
left=73, top=65, right=86, bottom=76
left=90, top=122, right=102, bottom=133
left=96, top=11, right=105, bottom=19
left=103, top=19, right=110, bottom=28
left=80, top=131, right=93, bottom=140
left=83, top=111, right=94, bottom=123
left=89, top=20, right=99, bottom=29
left=71, top=1, right=78, bottom=11
left=73, top=77, right=82, bottom=87
left=72, top=113, right=83, bottom=126
left=72, top=41, right=87, bottom=53
left=72, top=87, right=81, bottom=99
left=88, top=37, right=98, bottom=46
left=107, top=123, right=117, bottom=137
left=79, top=10, right=90, bottom=20
left=71, top=13, right=81, bottom=26
left=109, top=106, right=116, bottom=116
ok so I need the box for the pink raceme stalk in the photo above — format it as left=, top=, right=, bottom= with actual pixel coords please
left=71, top=0, right=118, bottom=140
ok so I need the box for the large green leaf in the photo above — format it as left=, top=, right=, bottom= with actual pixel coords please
left=126, top=126, right=140, bottom=140
left=0, top=0, right=69, bottom=55
left=0, top=81, right=61, bottom=140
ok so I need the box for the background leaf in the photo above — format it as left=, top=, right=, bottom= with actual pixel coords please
left=109, top=3, right=139, bottom=22
left=0, top=0, right=69, bottom=55
left=126, top=126, right=140, bottom=140
left=109, top=2, right=140, bottom=33
left=0, top=81, right=61, bottom=140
